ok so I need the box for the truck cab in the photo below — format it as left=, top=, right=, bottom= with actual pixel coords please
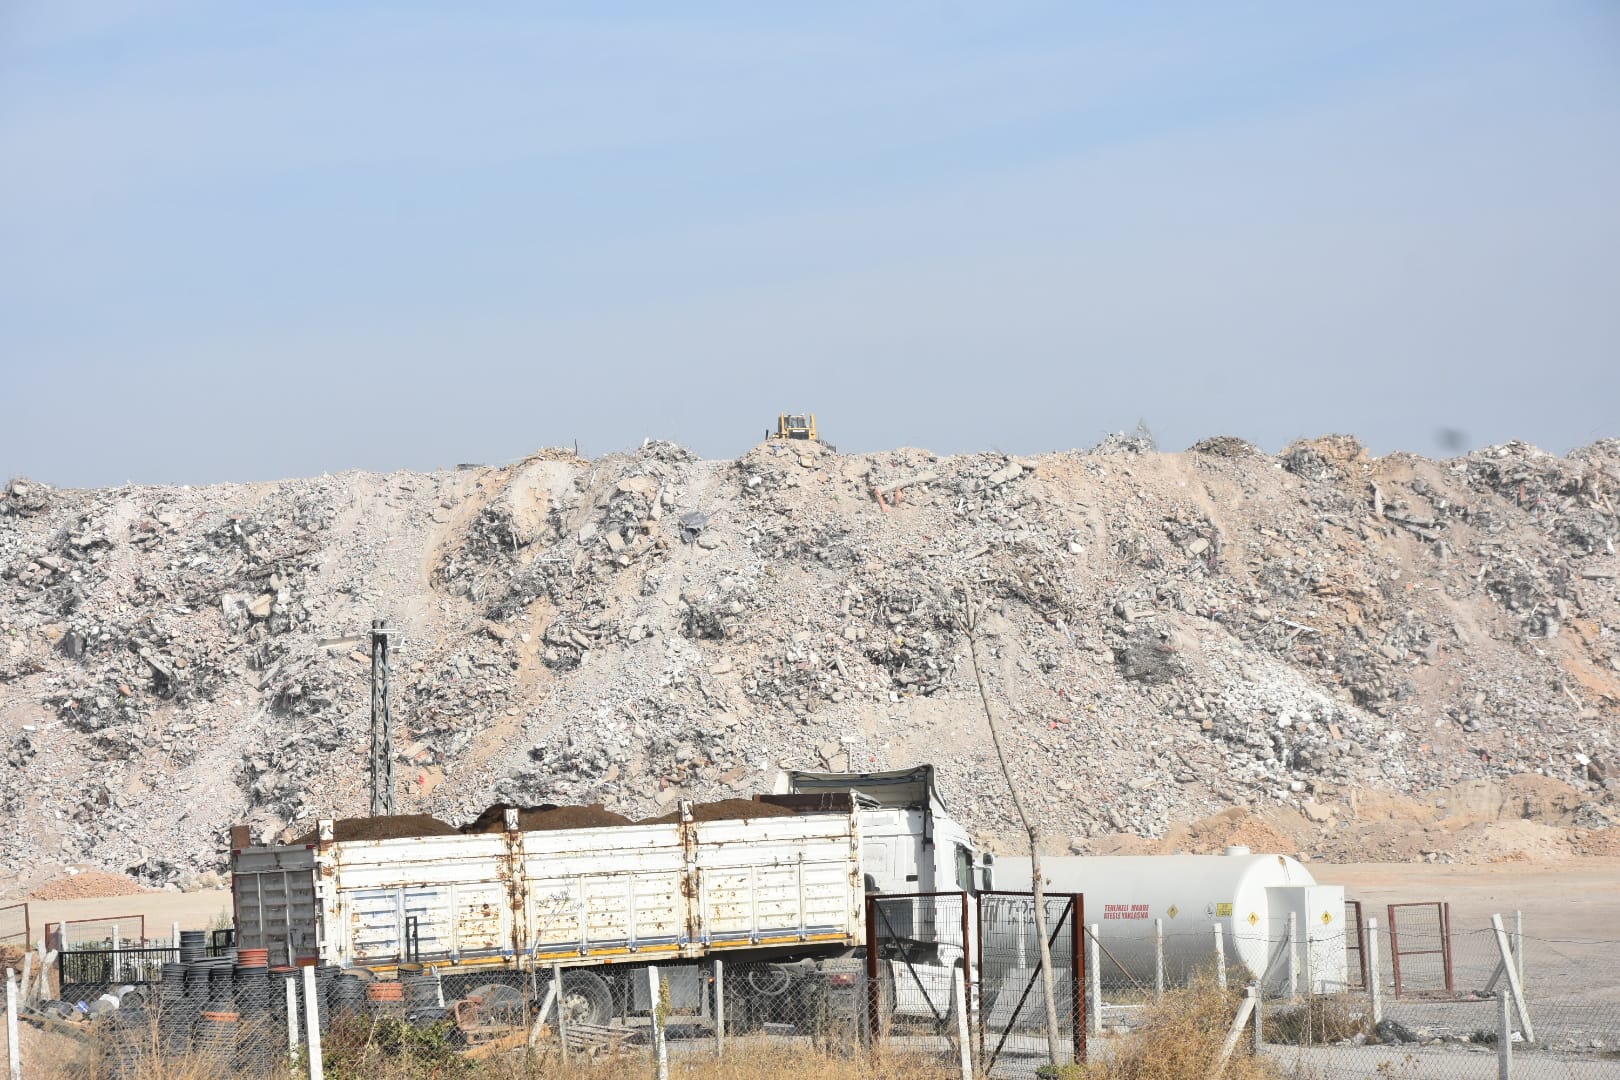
left=772, top=765, right=991, bottom=1027
left=776, top=765, right=991, bottom=898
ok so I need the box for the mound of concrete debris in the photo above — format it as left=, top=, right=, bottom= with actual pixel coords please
left=1, top=436, right=1616, bottom=892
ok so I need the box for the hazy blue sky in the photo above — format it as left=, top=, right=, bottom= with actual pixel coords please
left=3, top=2, right=1617, bottom=486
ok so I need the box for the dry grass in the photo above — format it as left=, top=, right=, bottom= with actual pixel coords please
left=1077, top=974, right=1285, bottom=1080
left=17, top=1018, right=953, bottom=1080
left=1263, top=994, right=1372, bottom=1046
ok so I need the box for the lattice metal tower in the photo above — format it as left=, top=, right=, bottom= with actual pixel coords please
left=369, top=619, right=396, bottom=816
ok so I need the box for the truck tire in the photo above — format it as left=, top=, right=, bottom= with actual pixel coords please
left=809, top=959, right=890, bottom=1049
left=723, top=963, right=791, bottom=1034
left=554, top=970, right=613, bottom=1029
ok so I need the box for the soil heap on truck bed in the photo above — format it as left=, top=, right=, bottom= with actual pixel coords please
left=459, top=803, right=634, bottom=833
left=637, top=798, right=800, bottom=825
left=2, top=435, right=1618, bottom=892
left=294, top=814, right=459, bottom=845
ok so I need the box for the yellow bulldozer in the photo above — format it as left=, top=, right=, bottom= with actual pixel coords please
left=767, top=412, right=835, bottom=451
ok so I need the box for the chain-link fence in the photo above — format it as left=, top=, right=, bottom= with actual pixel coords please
left=0, top=903, right=28, bottom=953
left=1075, top=907, right=1620, bottom=1079
left=9, top=900, right=1616, bottom=1079
left=977, top=891, right=1083, bottom=1077
left=42, top=915, right=146, bottom=953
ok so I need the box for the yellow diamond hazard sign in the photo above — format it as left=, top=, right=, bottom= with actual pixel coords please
left=1247, top=912, right=1259, bottom=926
left=1167, top=905, right=1179, bottom=919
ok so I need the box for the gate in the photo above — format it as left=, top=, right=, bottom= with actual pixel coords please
left=1387, top=901, right=1454, bottom=997
left=43, top=914, right=146, bottom=950
left=865, top=892, right=972, bottom=1044
left=0, top=902, right=28, bottom=950
left=977, top=890, right=1085, bottom=1073
left=1344, top=899, right=1368, bottom=991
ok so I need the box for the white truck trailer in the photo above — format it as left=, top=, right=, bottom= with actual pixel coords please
left=231, top=766, right=988, bottom=1028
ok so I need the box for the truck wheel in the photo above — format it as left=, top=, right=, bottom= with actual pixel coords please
left=809, top=960, right=890, bottom=1048
left=723, top=964, right=784, bottom=1034
left=555, top=971, right=613, bottom=1029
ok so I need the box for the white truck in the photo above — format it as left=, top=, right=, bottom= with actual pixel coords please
left=230, top=766, right=990, bottom=1030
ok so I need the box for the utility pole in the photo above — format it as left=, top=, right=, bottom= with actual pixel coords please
left=370, top=619, right=397, bottom=817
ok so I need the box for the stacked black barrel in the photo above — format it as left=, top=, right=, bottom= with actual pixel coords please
left=147, top=937, right=286, bottom=1079
left=232, top=948, right=271, bottom=1072
left=144, top=943, right=458, bottom=1076
left=192, top=957, right=238, bottom=1066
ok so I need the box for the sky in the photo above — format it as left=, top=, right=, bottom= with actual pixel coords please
left=2, top=2, right=1617, bottom=487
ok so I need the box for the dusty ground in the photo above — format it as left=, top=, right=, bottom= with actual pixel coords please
left=1311, top=859, right=1620, bottom=1000
left=21, top=888, right=234, bottom=942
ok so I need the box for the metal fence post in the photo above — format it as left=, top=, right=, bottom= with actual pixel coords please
left=649, top=966, right=668, bottom=1080
left=171, top=921, right=180, bottom=950
left=1497, top=978, right=1512, bottom=1080
left=1513, top=910, right=1524, bottom=989
left=1366, top=917, right=1382, bottom=1024
left=553, top=962, right=568, bottom=1061
left=6, top=967, right=21, bottom=1080
left=713, top=959, right=725, bottom=1055
left=952, top=968, right=972, bottom=1080
left=865, top=897, right=880, bottom=1052
left=1213, top=923, right=1227, bottom=990
left=1071, top=894, right=1086, bottom=1066
left=1250, top=982, right=1261, bottom=1052
left=284, top=974, right=299, bottom=1069
left=1087, top=923, right=1101, bottom=1035
left=1154, top=918, right=1164, bottom=1001
left=301, top=964, right=324, bottom=1080
left=1286, top=913, right=1298, bottom=1001
left=1440, top=902, right=1455, bottom=995
left=1490, top=914, right=1534, bottom=1044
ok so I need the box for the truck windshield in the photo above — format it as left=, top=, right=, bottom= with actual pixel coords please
left=955, top=844, right=975, bottom=893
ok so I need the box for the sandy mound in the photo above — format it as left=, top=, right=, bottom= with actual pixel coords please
left=29, top=869, right=148, bottom=901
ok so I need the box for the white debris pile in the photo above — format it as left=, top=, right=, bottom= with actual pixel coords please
left=1, top=435, right=1617, bottom=891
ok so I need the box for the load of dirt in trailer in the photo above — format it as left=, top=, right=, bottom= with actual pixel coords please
left=294, top=814, right=460, bottom=844
left=459, top=803, right=634, bottom=834
left=637, top=798, right=800, bottom=825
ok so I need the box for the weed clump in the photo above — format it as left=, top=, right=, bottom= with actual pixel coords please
left=1265, top=994, right=1371, bottom=1045
left=1078, top=973, right=1284, bottom=1080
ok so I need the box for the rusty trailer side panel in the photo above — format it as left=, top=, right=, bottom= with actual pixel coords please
left=323, top=832, right=512, bottom=967
left=231, top=802, right=864, bottom=973
left=520, top=823, right=688, bottom=961
left=690, top=815, right=863, bottom=950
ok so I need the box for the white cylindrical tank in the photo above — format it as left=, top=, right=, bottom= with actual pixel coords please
left=994, top=852, right=1326, bottom=989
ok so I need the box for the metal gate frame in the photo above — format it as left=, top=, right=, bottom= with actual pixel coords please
left=0, top=901, right=29, bottom=950
left=975, top=889, right=1085, bottom=1070
left=1387, top=901, right=1454, bottom=996
left=43, top=914, right=147, bottom=950
left=864, top=891, right=973, bottom=1038
left=1344, top=899, right=1368, bottom=990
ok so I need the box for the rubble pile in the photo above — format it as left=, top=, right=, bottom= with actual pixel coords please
left=1, top=435, right=1617, bottom=891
